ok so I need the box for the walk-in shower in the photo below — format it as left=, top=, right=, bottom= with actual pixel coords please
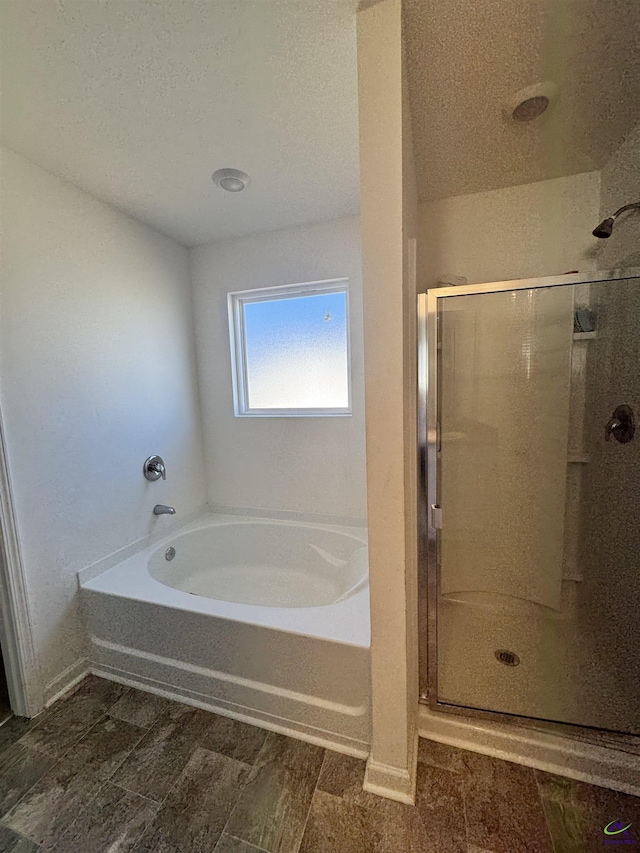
left=419, top=270, right=640, bottom=738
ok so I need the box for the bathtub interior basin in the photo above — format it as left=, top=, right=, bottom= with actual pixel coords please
left=148, top=521, right=368, bottom=608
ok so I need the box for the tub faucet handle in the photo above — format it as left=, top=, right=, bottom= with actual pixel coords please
left=144, top=455, right=166, bottom=481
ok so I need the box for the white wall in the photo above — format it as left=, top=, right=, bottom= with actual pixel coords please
left=598, top=123, right=640, bottom=271
left=0, top=148, right=206, bottom=697
left=418, top=171, right=601, bottom=287
left=191, top=216, right=367, bottom=521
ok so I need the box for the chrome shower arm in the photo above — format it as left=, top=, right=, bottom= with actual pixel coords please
left=612, top=202, right=640, bottom=220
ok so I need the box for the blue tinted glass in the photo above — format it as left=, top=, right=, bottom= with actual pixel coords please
left=243, top=291, right=348, bottom=409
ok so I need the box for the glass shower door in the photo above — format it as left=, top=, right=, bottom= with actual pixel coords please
left=431, top=274, right=640, bottom=735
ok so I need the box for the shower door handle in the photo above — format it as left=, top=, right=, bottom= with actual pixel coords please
left=605, top=405, right=635, bottom=444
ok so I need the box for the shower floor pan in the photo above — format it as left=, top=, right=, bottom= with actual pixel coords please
left=437, top=591, right=639, bottom=736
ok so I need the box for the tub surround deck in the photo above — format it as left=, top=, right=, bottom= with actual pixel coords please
left=79, top=513, right=371, bottom=756
left=82, top=513, right=370, bottom=648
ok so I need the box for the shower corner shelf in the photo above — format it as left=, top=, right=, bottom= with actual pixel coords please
left=573, top=331, right=597, bottom=340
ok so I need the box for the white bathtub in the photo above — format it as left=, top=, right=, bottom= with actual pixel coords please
left=80, top=513, right=371, bottom=755
left=149, top=520, right=369, bottom=609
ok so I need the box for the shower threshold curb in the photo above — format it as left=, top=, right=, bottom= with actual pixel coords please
left=418, top=705, right=640, bottom=797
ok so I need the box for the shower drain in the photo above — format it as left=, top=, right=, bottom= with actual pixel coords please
left=495, top=649, right=520, bottom=667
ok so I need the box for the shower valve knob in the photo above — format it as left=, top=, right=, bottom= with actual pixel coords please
left=143, top=455, right=166, bottom=481
left=605, top=406, right=635, bottom=444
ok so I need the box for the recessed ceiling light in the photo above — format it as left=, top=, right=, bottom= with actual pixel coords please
left=212, top=168, right=250, bottom=192
left=506, top=82, right=559, bottom=123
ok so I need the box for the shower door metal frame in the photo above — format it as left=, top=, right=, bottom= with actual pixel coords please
left=418, top=267, right=640, bottom=725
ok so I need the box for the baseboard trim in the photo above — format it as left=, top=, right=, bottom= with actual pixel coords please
left=418, top=705, right=640, bottom=797
left=363, top=756, right=416, bottom=805
left=91, top=662, right=370, bottom=759
left=44, top=657, right=90, bottom=707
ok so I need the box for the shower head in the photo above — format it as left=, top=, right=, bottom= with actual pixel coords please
left=592, top=217, right=615, bottom=238
left=593, top=202, right=640, bottom=238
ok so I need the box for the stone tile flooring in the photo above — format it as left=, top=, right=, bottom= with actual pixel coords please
left=0, top=676, right=638, bottom=852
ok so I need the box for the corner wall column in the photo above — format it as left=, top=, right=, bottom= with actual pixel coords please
left=357, top=0, right=419, bottom=804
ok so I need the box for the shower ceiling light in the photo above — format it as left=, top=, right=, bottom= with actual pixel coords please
left=212, top=168, right=250, bottom=192
left=506, top=82, right=558, bottom=123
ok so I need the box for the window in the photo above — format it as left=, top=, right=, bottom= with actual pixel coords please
left=228, top=278, right=351, bottom=417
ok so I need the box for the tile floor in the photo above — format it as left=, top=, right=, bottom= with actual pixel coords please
left=0, top=675, right=638, bottom=852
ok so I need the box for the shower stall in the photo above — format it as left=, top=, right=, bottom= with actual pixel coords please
left=418, top=269, right=640, bottom=738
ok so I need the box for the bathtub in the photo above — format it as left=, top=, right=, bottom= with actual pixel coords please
left=80, top=513, right=371, bottom=755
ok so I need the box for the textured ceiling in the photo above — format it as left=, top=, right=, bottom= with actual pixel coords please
left=5, top=0, right=637, bottom=241
left=404, top=0, right=640, bottom=202
left=0, top=0, right=360, bottom=246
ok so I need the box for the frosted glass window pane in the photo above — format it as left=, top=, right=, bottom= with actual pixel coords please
left=243, top=291, right=349, bottom=410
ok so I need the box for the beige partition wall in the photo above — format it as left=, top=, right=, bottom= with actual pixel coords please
left=357, top=0, right=419, bottom=803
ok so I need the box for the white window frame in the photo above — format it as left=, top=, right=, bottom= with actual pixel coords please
left=227, top=278, right=352, bottom=417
